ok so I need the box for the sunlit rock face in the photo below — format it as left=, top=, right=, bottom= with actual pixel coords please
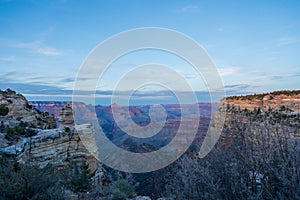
left=213, top=90, right=300, bottom=144
left=219, top=90, right=300, bottom=113
left=214, top=90, right=300, bottom=128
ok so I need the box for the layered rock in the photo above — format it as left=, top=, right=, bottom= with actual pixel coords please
left=213, top=90, right=300, bottom=142
left=58, top=104, right=74, bottom=128
left=0, top=89, right=102, bottom=174
left=221, top=90, right=300, bottom=113
left=0, top=124, right=99, bottom=171
left=1, top=125, right=101, bottom=176
left=0, top=89, right=56, bottom=129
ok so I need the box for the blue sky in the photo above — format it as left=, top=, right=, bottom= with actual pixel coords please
left=0, top=0, right=299, bottom=105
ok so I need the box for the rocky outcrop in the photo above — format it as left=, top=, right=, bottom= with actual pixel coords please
left=221, top=90, right=300, bottom=113
left=58, top=104, right=74, bottom=128
left=213, top=90, right=300, bottom=142
left=0, top=89, right=101, bottom=174
left=0, top=89, right=56, bottom=129
left=1, top=123, right=100, bottom=171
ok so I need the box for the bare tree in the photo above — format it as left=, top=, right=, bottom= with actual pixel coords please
left=165, top=109, right=300, bottom=200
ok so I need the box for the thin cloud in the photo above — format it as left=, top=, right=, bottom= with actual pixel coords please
left=0, top=71, right=75, bottom=92
left=0, top=56, right=15, bottom=62
left=0, top=71, right=36, bottom=81
left=60, top=77, right=75, bottom=83
left=35, top=47, right=63, bottom=56
left=11, top=40, right=63, bottom=56
left=277, top=37, right=298, bottom=47
left=175, top=5, right=199, bottom=13
left=218, top=67, right=242, bottom=77
left=0, top=82, right=71, bottom=95
left=269, top=72, right=300, bottom=80
left=217, top=67, right=284, bottom=78
left=224, top=84, right=259, bottom=96
left=225, top=84, right=254, bottom=90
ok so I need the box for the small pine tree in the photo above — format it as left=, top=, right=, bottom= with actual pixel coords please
left=0, top=105, right=9, bottom=116
left=63, top=161, right=93, bottom=193
left=111, top=179, right=136, bottom=199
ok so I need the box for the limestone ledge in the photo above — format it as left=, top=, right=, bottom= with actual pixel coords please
left=0, top=124, right=99, bottom=171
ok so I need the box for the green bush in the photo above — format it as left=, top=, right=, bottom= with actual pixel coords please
left=0, top=105, right=9, bottom=116
left=0, top=157, right=64, bottom=200
left=4, top=122, right=37, bottom=141
left=62, top=161, right=93, bottom=193
left=0, top=121, right=5, bottom=132
left=111, top=179, right=136, bottom=199
left=64, top=127, right=71, bottom=133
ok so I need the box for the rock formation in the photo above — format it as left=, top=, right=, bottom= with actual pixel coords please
left=0, top=89, right=56, bottom=129
left=213, top=90, right=300, bottom=141
left=1, top=124, right=100, bottom=171
left=58, top=104, right=74, bottom=128
left=221, top=90, right=300, bottom=113
left=0, top=89, right=102, bottom=174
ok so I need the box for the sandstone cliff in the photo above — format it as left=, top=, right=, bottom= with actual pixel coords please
left=0, top=89, right=102, bottom=175
left=213, top=90, right=300, bottom=142
left=58, top=104, right=75, bottom=128
left=220, top=90, right=300, bottom=113
left=1, top=124, right=100, bottom=171
left=0, top=89, right=56, bottom=129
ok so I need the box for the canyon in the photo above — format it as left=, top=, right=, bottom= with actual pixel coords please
left=0, top=89, right=299, bottom=199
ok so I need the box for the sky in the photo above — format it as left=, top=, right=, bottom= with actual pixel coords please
left=0, top=0, right=299, bottom=105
